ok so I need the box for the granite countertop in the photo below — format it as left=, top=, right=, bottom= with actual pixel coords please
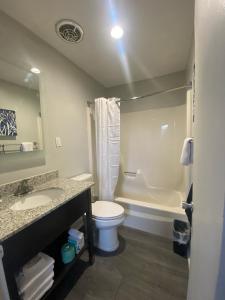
left=0, top=178, right=94, bottom=242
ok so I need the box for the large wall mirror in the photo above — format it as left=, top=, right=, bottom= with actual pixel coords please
left=0, top=59, right=45, bottom=174
left=0, top=59, right=44, bottom=153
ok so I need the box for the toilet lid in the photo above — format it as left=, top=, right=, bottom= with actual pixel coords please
left=92, top=201, right=124, bottom=219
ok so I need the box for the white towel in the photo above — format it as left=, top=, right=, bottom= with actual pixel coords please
left=180, top=138, right=193, bottom=165
left=21, top=142, right=34, bottom=152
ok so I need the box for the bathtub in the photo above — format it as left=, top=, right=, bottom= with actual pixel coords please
left=115, top=188, right=187, bottom=239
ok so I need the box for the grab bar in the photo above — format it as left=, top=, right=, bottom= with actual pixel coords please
left=124, top=171, right=137, bottom=176
left=0, top=246, right=10, bottom=300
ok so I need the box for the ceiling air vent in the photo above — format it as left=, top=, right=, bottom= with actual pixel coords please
left=55, top=20, right=84, bottom=43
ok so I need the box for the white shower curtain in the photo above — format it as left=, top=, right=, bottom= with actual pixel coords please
left=95, top=97, right=120, bottom=201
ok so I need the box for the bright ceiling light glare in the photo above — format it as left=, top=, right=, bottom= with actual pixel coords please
left=111, top=25, right=124, bottom=39
left=30, top=67, right=41, bottom=74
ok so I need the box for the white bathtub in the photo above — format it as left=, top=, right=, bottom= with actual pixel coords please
left=115, top=189, right=187, bottom=239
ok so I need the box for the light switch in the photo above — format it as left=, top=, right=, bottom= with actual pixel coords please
left=55, top=137, right=62, bottom=147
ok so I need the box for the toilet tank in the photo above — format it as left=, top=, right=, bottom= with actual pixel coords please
left=71, top=173, right=93, bottom=182
left=70, top=173, right=94, bottom=229
left=71, top=173, right=94, bottom=198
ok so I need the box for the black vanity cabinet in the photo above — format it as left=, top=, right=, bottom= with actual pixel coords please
left=1, top=188, right=94, bottom=300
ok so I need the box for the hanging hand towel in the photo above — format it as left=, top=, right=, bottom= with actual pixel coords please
left=180, top=138, right=193, bottom=165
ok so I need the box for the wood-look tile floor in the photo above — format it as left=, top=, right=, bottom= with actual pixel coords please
left=65, top=226, right=188, bottom=300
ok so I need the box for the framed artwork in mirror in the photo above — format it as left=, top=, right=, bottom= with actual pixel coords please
left=0, top=108, right=17, bottom=136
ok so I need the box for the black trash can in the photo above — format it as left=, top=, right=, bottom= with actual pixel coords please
left=173, top=219, right=190, bottom=258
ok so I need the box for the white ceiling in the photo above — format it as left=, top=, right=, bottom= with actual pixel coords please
left=0, top=0, right=194, bottom=87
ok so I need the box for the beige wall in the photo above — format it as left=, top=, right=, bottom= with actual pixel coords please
left=184, top=89, right=193, bottom=196
left=107, top=71, right=186, bottom=101
left=184, top=39, right=195, bottom=198
left=188, top=0, right=225, bottom=299
left=186, top=41, right=195, bottom=84
left=107, top=72, right=187, bottom=195
left=0, top=11, right=105, bottom=184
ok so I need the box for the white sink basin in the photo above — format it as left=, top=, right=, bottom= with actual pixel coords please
left=10, top=187, right=64, bottom=211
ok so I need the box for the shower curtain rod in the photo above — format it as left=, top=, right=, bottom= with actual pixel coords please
left=87, top=84, right=192, bottom=105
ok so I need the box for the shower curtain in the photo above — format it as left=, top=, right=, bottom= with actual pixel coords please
left=95, top=97, right=120, bottom=201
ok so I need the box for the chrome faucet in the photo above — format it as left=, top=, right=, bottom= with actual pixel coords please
left=14, top=179, right=33, bottom=196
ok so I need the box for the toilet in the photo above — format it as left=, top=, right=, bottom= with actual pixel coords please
left=92, top=200, right=125, bottom=252
left=71, top=173, right=125, bottom=252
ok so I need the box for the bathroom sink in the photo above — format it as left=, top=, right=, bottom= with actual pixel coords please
left=10, top=187, right=64, bottom=211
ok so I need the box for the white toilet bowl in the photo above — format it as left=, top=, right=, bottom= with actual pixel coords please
left=70, top=174, right=124, bottom=252
left=92, top=201, right=125, bottom=252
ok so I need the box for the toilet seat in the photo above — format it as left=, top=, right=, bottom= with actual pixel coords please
left=92, top=201, right=124, bottom=220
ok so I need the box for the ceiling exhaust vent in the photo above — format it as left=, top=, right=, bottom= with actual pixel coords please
left=55, top=20, right=84, bottom=43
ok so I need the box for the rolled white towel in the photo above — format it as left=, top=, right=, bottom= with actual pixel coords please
left=21, top=142, right=34, bottom=152
left=180, top=138, right=193, bottom=165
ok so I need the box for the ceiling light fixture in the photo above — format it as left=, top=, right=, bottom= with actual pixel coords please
left=111, top=25, right=124, bottom=39
left=30, top=67, right=41, bottom=74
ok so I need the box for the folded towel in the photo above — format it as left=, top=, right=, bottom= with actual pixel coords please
left=21, top=142, right=33, bottom=152
left=180, top=138, right=193, bottom=165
